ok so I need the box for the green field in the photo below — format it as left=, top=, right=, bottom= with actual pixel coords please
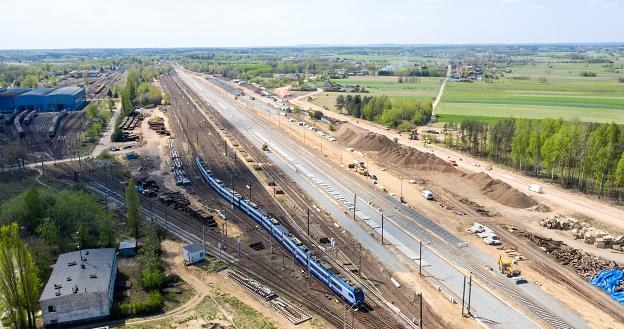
left=438, top=63, right=624, bottom=123
left=310, top=75, right=442, bottom=110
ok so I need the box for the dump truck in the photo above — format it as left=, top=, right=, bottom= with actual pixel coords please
left=498, top=256, right=521, bottom=278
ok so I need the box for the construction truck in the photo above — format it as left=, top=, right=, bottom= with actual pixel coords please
left=498, top=256, right=521, bottom=278
left=261, top=142, right=269, bottom=151
left=353, top=160, right=369, bottom=177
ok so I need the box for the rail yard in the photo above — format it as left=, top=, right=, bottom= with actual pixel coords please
left=1, top=44, right=623, bottom=329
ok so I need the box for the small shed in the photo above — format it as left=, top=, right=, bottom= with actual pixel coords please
left=183, top=244, right=204, bottom=264
left=119, top=240, right=137, bottom=257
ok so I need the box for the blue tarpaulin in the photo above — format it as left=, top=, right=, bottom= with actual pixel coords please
left=590, top=269, right=624, bottom=304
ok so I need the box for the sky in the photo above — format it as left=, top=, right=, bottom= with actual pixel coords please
left=1, top=0, right=622, bottom=49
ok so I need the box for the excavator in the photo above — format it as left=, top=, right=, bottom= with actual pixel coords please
left=261, top=142, right=269, bottom=151
left=498, top=255, right=521, bottom=278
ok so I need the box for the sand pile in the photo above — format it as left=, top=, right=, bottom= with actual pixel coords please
left=469, top=172, right=537, bottom=208
left=377, top=147, right=456, bottom=172
left=336, top=123, right=456, bottom=172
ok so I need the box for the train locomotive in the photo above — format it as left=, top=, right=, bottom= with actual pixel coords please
left=195, top=156, right=365, bottom=306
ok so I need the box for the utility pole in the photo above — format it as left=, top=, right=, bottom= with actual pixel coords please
left=418, top=292, right=423, bottom=328
left=467, top=273, right=473, bottom=316
left=353, top=194, right=357, bottom=221
left=307, top=209, right=310, bottom=236
left=381, top=213, right=384, bottom=244
left=358, top=242, right=362, bottom=277
left=462, top=276, right=466, bottom=316
left=419, top=240, right=423, bottom=276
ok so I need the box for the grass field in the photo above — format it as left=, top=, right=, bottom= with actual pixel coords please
left=438, top=63, right=624, bottom=123
left=310, top=75, right=442, bottom=110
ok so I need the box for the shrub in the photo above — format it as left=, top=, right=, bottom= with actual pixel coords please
left=579, top=71, right=597, bottom=77
left=114, top=292, right=163, bottom=317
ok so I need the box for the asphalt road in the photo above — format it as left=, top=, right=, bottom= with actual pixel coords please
left=176, top=69, right=587, bottom=329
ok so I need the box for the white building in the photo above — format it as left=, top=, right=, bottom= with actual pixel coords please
left=183, top=244, right=204, bottom=264
left=39, top=248, right=117, bottom=327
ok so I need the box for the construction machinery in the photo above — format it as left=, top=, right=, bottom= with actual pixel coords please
left=353, top=160, right=369, bottom=177
left=261, top=142, right=269, bottom=151
left=408, top=129, right=418, bottom=140
left=498, top=255, right=521, bottom=278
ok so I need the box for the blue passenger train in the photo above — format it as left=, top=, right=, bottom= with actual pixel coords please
left=195, top=156, right=365, bottom=306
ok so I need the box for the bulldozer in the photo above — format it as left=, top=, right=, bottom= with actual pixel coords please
left=498, top=255, right=521, bottom=278
left=261, top=142, right=269, bottom=152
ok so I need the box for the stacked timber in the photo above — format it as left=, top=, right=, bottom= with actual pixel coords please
left=524, top=233, right=623, bottom=280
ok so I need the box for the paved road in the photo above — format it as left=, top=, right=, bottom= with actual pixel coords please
left=177, top=70, right=589, bottom=329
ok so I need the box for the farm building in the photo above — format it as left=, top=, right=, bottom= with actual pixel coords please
left=118, top=239, right=137, bottom=257
left=0, top=88, right=29, bottom=113
left=0, top=86, right=86, bottom=113
left=39, top=248, right=117, bottom=327
left=183, top=244, right=204, bottom=264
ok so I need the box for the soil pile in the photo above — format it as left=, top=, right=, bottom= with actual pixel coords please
left=469, top=172, right=537, bottom=208
left=377, top=147, right=456, bottom=172
left=336, top=123, right=456, bottom=172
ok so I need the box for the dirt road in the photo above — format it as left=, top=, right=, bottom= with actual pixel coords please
left=432, top=64, right=451, bottom=115
left=291, top=92, right=624, bottom=232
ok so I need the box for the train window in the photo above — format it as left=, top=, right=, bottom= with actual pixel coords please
left=348, top=292, right=354, bottom=298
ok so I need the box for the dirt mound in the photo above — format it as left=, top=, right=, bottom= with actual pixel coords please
left=377, top=147, right=456, bottom=172
left=336, top=123, right=456, bottom=172
left=469, top=172, right=537, bottom=208
left=336, top=124, right=395, bottom=151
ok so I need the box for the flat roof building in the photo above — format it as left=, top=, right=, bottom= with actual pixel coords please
left=39, top=248, right=117, bottom=327
left=183, top=244, right=204, bottom=264
left=0, top=86, right=86, bottom=113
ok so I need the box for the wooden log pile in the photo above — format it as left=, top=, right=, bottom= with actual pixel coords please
left=524, top=233, right=623, bottom=280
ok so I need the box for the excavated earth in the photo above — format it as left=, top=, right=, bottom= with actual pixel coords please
left=335, top=123, right=537, bottom=209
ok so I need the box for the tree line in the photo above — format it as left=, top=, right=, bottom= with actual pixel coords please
left=442, top=118, right=624, bottom=199
left=0, top=187, right=117, bottom=329
left=335, top=95, right=432, bottom=130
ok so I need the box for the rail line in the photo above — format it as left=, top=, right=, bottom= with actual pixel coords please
left=48, top=160, right=355, bottom=329
left=164, top=73, right=422, bottom=328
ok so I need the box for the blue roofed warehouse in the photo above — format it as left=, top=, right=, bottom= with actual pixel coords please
left=0, top=86, right=86, bottom=113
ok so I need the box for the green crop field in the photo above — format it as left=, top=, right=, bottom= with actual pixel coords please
left=310, top=76, right=442, bottom=110
left=437, top=62, right=624, bottom=123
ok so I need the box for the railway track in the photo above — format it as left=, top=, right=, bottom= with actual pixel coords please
left=180, top=71, right=581, bottom=329
left=163, top=73, right=424, bottom=328
left=48, top=160, right=355, bottom=329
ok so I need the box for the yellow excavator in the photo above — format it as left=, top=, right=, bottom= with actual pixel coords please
left=498, top=255, right=521, bottom=278
left=261, top=142, right=269, bottom=151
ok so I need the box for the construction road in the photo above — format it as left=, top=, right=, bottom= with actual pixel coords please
left=176, top=69, right=589, bottom=329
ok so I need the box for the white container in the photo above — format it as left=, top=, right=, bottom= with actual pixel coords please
left=529, top=184, right=543, bottom=193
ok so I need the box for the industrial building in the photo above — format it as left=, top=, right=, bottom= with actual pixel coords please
left=39, top=248, right=117, bottom=327
left=0, top=86, right=86, bottom=114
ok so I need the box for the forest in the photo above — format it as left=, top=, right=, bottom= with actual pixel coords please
left=442, top=118, right=624, bottom=199
left=336, top=94, right=432, bottom=129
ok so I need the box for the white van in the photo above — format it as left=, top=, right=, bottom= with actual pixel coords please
left=422, top=190, right=434, bottom=200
